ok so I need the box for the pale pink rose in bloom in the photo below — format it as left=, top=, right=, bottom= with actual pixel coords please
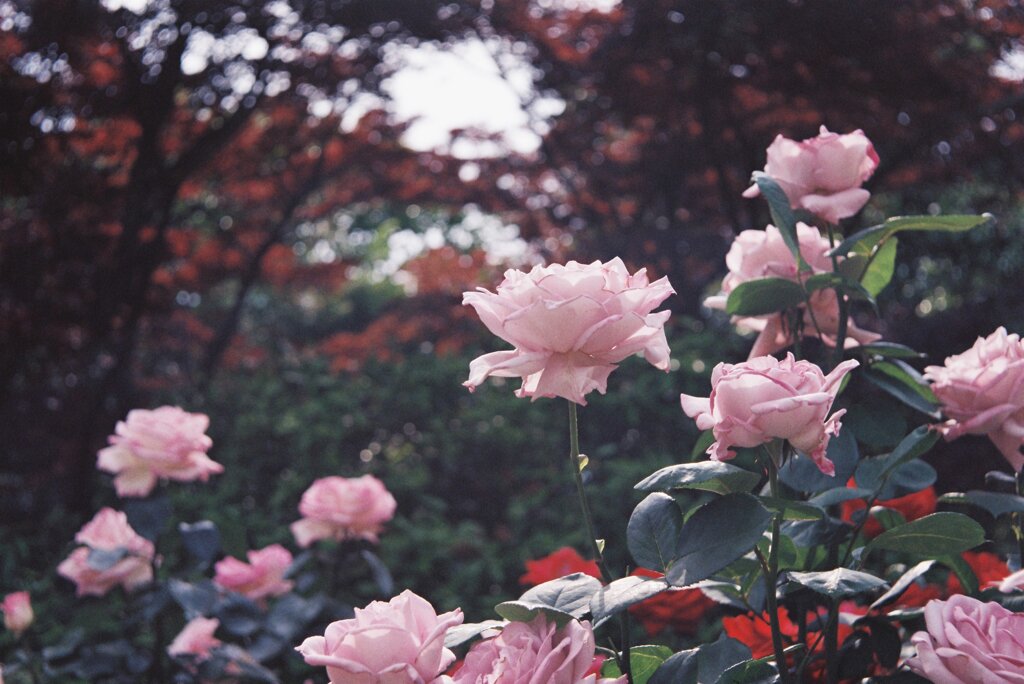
left=907, top=595, right=1024, bottom=683
left=704, top=223, right=880, bottom=359
left=296, top=589, right=463, bottom=684
left=453, top=616, right=626, bottom=684
left=57, top=507, right=155, bottom=597
left=97, top=406, right=223, bottom=497
left=462, top=258, right=674, bottom=405
left=743, top=126, right=879, bottom=223
left=290, top=475, right=397, bottom=547
left=213, top=544, right=293, bottom=601
left=924, top=327, right=1024, bottom=472
left=680, top=354, right=858, bottom=476
left=1, top=592, right=33, bottom=637
left=168, top=617, right=222, bottom=660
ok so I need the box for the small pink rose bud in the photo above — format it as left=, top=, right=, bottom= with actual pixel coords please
left=1, top=592, right=33, bottom=637
left=167, top=617, right=222, bottom=661
left=680, top=354, right=858, bottom=476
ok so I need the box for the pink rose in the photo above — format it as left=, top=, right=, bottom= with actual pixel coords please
left=462, top=258, right=674, bottom=405
left=743, top=126, right=879, bottom=223
left=924, top=327, right=1024, bottom=472
left=97, top=406, right=223, bottom=497
left=213, top=544, right=293, bottom=601
left=680, top=354, right=858, bottom=475
left=296, top=589, right=463, bottom=683
left=1, top=592, right=33, bottom=637
left=705, top=223, right=880, bottom=359
left=907, top=595, right=1024, bottom=683
left=453, top=616, right=625, bottom=684
left=168, top=617, right=222, bottom=660
left=57, top=507, right=155, bottom=597
left=290, top=475, right=397, bottom=547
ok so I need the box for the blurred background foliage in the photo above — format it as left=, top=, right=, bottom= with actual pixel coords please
left=2, top=0, right=1024, bottom=632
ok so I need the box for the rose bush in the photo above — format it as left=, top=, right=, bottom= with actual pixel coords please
left=296, top=589, right=463, bottom=684
left=96, top=406, right=222, bottom=497
left=907, top=595, right=1024, bottom=683
left=462, top=258, right=673, bottom=404
left=925, top=326, right=1024, bottom=472
left=742, top=126, right=879, bottom=223
left=291, top=474, right=397, bottom=547
left=679, top=354, right=858, bottom=474
left=56, top=507, right=155, bottom=597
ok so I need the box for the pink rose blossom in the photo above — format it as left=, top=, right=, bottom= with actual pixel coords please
left=680, top=354, right=858, bottom=475
left=214, top=544, right=294, bottom=601
left=907, top=595, right=1024, bottom=683
left=452, top=616, right=626, bottom=684
left=290, top=475, right=397, bottom=547
left=296, top=589, right=463, bottom=684
left=168, top=617, right=222, bottom=660
left=924, top=327, right=1024, bottom=472
left=704, top=223, right=880, bottom=359
left=57, top=507, right=155, bottom=597
left=97, top=406, right=223, bottom=498
left=462, top=258, right=674, bottom=405
left=743, top=126, right=879, bottom=223
left=1, top=592, right=33, bottom=637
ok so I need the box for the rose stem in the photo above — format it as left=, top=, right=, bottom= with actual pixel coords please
left=825, top=223, right=849, bottom=371
left=568, top=401, right=630, bottom=682
left=763, top=448, right=793, bottom=684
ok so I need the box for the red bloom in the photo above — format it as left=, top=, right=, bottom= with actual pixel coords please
left=627, top=568, right=715, bottom=636
left=519, top=547, right=601, bottom=587
left=723, top=607, right=854, bottom=682
left=840, top=479, right=936, bottom=539
left=949, top=551, right=1010, bottom=594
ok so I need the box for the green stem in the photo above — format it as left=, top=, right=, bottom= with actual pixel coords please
left=765, top=456, right=793, bottom=684
left=567, top=401, right=612, bottom=584
left=825, top=223, right=849, bottom=371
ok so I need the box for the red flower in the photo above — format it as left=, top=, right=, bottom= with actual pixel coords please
left=840, top=479, right=936, bottom=539
left=949, top=551, right=1010, bottom=594
left=627, top=568, right=715, bottom=636
left=519, top=547, right=601, bottom=587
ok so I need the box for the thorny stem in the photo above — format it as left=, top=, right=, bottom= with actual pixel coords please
left=825, top=223, right=849, bottom=371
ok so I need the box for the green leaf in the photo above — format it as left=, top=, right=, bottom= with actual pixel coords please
left=809, top=487, right=873, bottom=507
left=786, top=568, right=889, bottom=599
left=635, top=461, right=761, bottom=495
left=725, top=278, right=806, bottom=316
left=667, top=493, right=772, bottom=586
left=628, top=493, right=684, bottom=572
left=603, top=645, right=675, bottom=684
left=494, top=601, right=576, bottom=626
left=940, top=490, right=1024, bottom=518
left=717, top=659, right=782, bottom=684
left=829, top=214, right=994, bottom=258
left=870, top=560, right=936, bottom=610
left=758, top=497, right=825, bottom=520
left=939, top=553, right=979, bottom=596
left=752, top=173, right=808, bottom=271
left=862, top=361, right=940, bottom=417
left=590, top=576, right=670, bottom=623
left=518, top=573, right=602, bottom=617
left=867, top=512, right=986, bottom=557
left=648, top=637, right=752, bottom=684
left=778, top=427, right=859, bottom=494
left=861, top=342, right=925, bottom=359
left=860, top=236, right=898, bottom=296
